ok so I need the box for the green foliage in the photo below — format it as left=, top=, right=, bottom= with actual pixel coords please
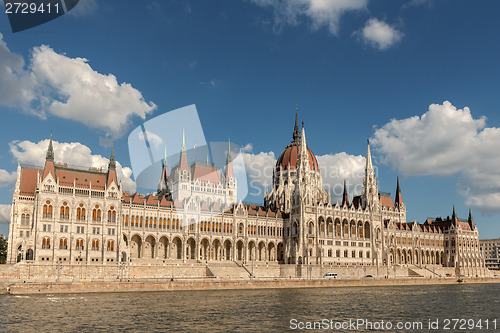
left=0, top=237, right=7, bottom=264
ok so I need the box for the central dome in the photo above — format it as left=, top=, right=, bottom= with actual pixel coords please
left=276, top=141, right=319, bottom=172
left=276, top=109, right=319, bottom=172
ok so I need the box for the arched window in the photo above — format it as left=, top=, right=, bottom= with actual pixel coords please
left=344, top=250, right=348, bottom=257
left=107, top=206, right=116, bottom=223
left=176, top=219, right=179, bottom=229
left=107, top=240, right=114, bottom=251
left=93, top=205, right=101, bottom=222
left=21, top=213, right=26, bottom=225
left=308, top=222, right=314, bottom=235
left=76, top=239, right=84, bottom=250
left=352, top=250, right=356, bottom=258
left=59, top=238, right=68, bottom=249
left=43, top=201, right=53, bottom=218
left=92, top=240, right=100, bottom=251
left=239, top=223, right=243, bottom=234
left=77, top=204, right=86, bottom=221
left=42, top=237, right=51, bottom=249
left=60, top=202, right=69, bottom=219
left=336, top=249, right=340, bottom=257
left=366, top=251, right=370, bottom=259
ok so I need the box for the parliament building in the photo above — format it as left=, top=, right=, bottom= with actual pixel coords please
left=6, top=112, right=489, bottom=278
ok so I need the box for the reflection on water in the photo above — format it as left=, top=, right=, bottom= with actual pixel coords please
left=0, top=284, right=498, bottom=332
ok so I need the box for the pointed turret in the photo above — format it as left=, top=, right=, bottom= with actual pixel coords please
left=451, top=204, right=458, bottom=225
left=395, top=176, right=403, bottom=206
left=342, top=179, right=349, bottom=207
left=225, top=139, right=233, bottom=180
left=468, top=208, right=475, bottom=229
left=157, top=146, right=171, bottom=200
left=107, top=144, right=118, bottom=188
left=43, top=132, right=55, bottom=179
left=362, top=139, right=378, bottom=210
left=366, top=139, right=373, bottom=169
left=46, top=132, right=54, bottom=162
left=298, top=126, right=309, bottom=170
left=179, top=129, right=188, bottom=171
left=108, top=144, right=116, bottom=170
left=292, top=105, right=301, bottom=142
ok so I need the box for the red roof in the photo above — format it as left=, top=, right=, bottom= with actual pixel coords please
left=276, top=142, right=319, bottom=172
left=56, top=166, right=107, bottom=190
left=20, top=168, right=42, bottom=196
left=191, top=164, right=221, bottom=183
left=146, top=195, right=158, bottom=205
left=159, top=197, right=172, bottom=207
left=132, top=193, right=144, bottom=204
left=379, top=194, right=395, bottom=209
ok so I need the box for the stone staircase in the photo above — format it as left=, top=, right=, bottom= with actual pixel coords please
left=408, top=265, right=438, bottom=278
left=206, top=262, right=250, bottom=279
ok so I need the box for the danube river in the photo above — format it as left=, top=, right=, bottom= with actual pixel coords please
left=0, top=283, right=498, bottom=332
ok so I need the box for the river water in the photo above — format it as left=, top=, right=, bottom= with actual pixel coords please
left=0, top=283, right=498, bottom=332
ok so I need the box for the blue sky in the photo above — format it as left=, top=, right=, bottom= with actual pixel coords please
left=0, top=0, right=499, bottom=238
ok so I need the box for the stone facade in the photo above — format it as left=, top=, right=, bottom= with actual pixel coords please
left=480, top=238, right=500, bottom=270
left=6, top=112, right=490, bottom=277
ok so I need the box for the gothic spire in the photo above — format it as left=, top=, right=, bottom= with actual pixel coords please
left=452, top=204, right=457, bottom=222
left=362, top=139, right=378, bottom=210
left=342, top=179, right=349, bottom=207
left=163, top=145, right=168, bottom=169
left=395, top=176, right=403, bottom=206
left=108, top=144, right=116, bottom=170
left=225, top=138, right=233, bottom=180
left=46, top=132, right=54, bottom=162
left=468, top=208, right=475, bottom=229
left=366, top=139, right=373, bottom=169
left=179, top=129, right=188, bottom=171
left=226, top=138, right=232, bottom=164
left=181, top=128, right=186, bottom=154
left=293, top=105, right=301, bottom=142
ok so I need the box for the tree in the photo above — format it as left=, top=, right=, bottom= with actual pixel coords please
left=0, top=237, right=7, bottom=264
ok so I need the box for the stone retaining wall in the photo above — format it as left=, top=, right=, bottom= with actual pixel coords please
left=7, top=277, right=500, bottom=295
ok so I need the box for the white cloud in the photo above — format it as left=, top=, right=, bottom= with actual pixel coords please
left=0, top=204, right=11, bottom=224
left=372, top=101, right=500, bottom=214
left=356, top=18, right=403, bottom=50
left=249, top=0, right=368, bottom=35
left=241, top=144, right=365, bottom=201
left=242, top=150, right=276, bottom=195
left=138, top=130, right=163, bottom=149
left=0, top=34, right=156, bottom=139
left=316, top=152, right=366, bottom=200
left=0, top=33, right=37, bottom=111
left=0, top=170, right=17, bottom=188
left=9, top=139, right=137, bottom=193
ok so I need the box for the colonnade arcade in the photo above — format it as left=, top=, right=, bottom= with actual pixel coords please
left=314, top=217, right=371, bottom=239
left=124, top=234, right=285, bottom=263
left=388, top=247, right=445, bottom=266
